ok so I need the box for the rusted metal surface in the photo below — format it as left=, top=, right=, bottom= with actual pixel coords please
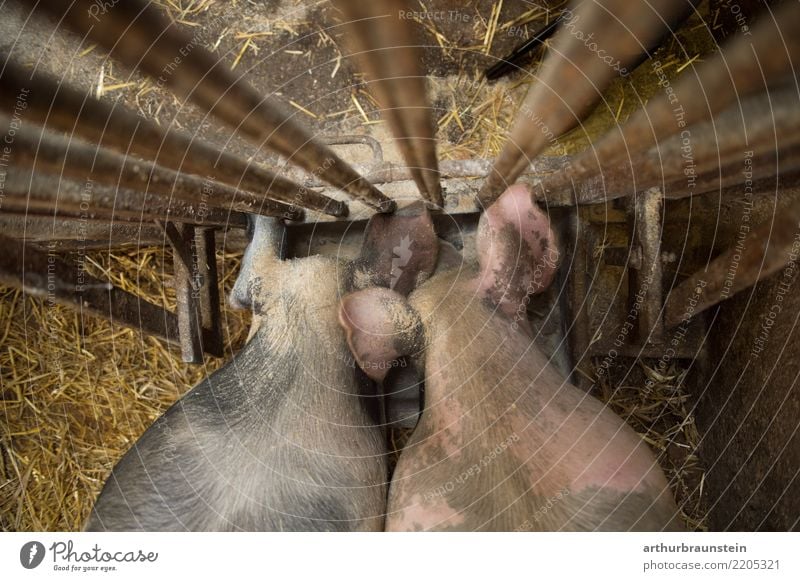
left=477, top=0, right=698, bottom=207
left=162, top=222, right=224, bottom=361
left=664, top=199, right=800, bottom=329
left=662, top=146, right=800, bottom=200
left=541, top=86, right=800, bottom=202
left=0, top=60, right=347, bottom=218
left=629, top=188, right=664, bottom=344
left=333, top=0, right=442, bottom=207
left=0, top=213, right=165, bottom=245
left=563, top=210, right=594, bottom=391
left=563, top=199, right=706, bottom=386
left=1, top=115, right=303, bottom=222
left=165, top=223, right=204, bottom=363
left=194, top=227, right=224, bottom=357
left=0, top=233, right=182, bottom=345
left=544, top=0, right=800, bottom=190
left=33, top=0, right=394, bottom=212
left=323, top=134, right=385, bottom=164
left=1, top=168, right=245, bottom=228
left=285, top=156, right=572, bottom=217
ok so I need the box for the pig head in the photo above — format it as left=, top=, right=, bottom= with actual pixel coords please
left=340, top=185, right=683, bottom=531
left=86, top=208, right=438, bottom=531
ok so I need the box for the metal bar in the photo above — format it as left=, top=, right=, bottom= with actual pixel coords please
left=564, top=210, right=594, bottom=391
left=322, top=134, right=384, bottom=163
left=545, top=0, right=800, bottom=189
left=332, top=0, right=442, bottom=206
left=662, top=146, right=800, bottom=199
left=0, top=213, right=166, bottom=244
left=1, top=115, right=304, bottom=221
left=0, top=233, right=181, bottom=345
left=0, top=59, right=347, bottom=218
left=166, top=222, right=204, bottom=363
left=629, top=187, right=664, bottom=344
left=546, top=87, right=800, bottom=201
left=1, top=168, right=246, bottom=228
left=33, top=0, right=394, bottom=212
left=477, top=0, right=699, bottom=207
left=194, top=227, right=223, bottom=357
left=664, top=198, right=800, bottom=328
left=291, top=156, right=566, bottom=188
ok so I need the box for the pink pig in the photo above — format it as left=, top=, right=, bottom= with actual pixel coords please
left=340, top=185, right=682, bottom=531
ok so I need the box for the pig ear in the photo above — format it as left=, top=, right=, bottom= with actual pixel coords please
left=476, top=185, right=560, bottom=318
left=339, top=288, right=422, bottom=382
left=355, top=202, right=438, bottom=295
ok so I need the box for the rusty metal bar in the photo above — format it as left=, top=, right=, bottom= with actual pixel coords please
left=477, top=0, right=699, bottom=207
left=0, top=214, right=166, bottom=244
left=291, top=156, right=565, bottom=189
left=1, top=168, right=245, bottom=228
left=165, top=222, right=204, bottom=362
left=545, top=87, right=800, bottom=201
left=664, top=198, right=800, bottom=328
left=33, top=0, right=394, bottom=212
left=0, top=233, right=183, bottom=345
left=713, top=170, right=800, bottom=200
left=662, top=146, right=800, bottom=200
left=629, top=187, right=664, bottom=344
left=194, top=227, right=223, bottom=357
left=1, top=116, right=304, bottom=221
left=545, top=0, right=800, bottom=190
left=0, top=60, right=347, bottom=218
left=332, top=0, right=442, bottom=207
left=323, top=134, right=384, bottom=164
left=161, top=222, right=224, bottom=361
left=564, top=210, right=594, bottom=391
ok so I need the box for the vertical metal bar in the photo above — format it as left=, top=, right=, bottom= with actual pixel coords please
left=565, top=210, right=594, bottom=391
left=194, top=227, right=224, bottom=358
left=165, top=222, right=204, bottom=363
left=33, top=0, right=394, bottom=212
left=629, top=187, right=664, bottom=344
left=333, top=0, right=442, bottom=207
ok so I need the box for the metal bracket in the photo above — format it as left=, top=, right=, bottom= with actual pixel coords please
left=162, top=222, right=224, bottom=363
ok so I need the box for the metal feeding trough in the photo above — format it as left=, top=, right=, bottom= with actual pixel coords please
left=1, top=0, right=800, bottom=528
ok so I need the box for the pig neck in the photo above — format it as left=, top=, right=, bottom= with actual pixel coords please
left=410, top=270, right=563, bottom=408
left=245, top=257, right=363, bottom=398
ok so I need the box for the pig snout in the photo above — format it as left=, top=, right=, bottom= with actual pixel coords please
left=339, top=184, right=682, bottom=531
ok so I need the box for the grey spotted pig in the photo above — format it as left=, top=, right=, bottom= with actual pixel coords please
left=86, top=209, right=438, bottom=531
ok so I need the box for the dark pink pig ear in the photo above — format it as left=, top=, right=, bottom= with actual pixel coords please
left=339, top=288, right=422, bottom=382
left=475, top=185, right=560, bottom=318
left=356, top=202, right=438, bottom=295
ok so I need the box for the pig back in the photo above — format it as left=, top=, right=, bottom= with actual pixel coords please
left=389, top=279, right=681, bottom=531
left=87, top=258, right=387, bottom=531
